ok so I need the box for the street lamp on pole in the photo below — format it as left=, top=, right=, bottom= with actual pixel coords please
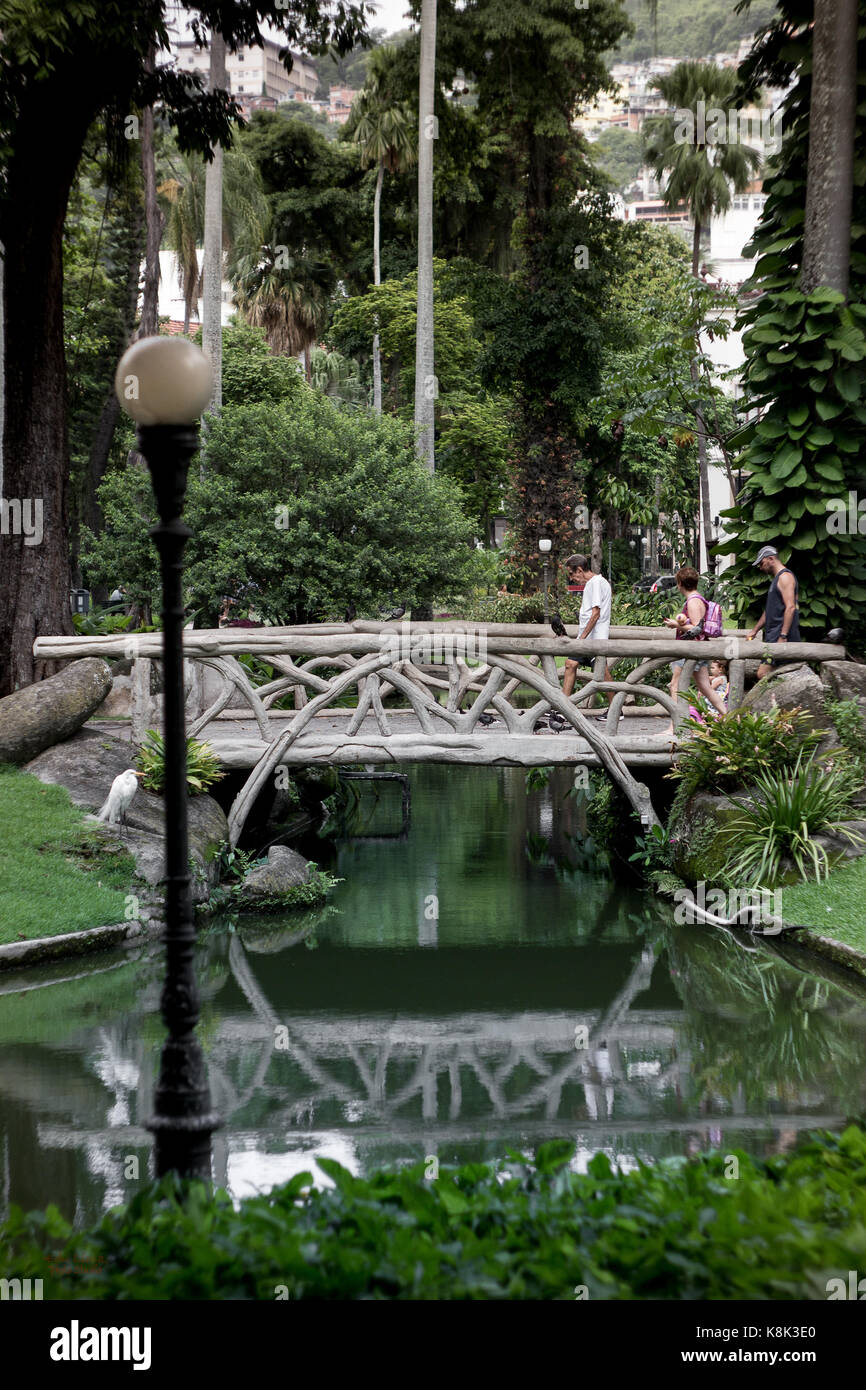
left=115, top=336, right=220, bottom=1180
left=538, top=537, right=552, bottom=619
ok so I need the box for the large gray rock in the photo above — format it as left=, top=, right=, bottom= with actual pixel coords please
left=819, top=660, right=866, bottom=705
left=25, top=729, right=228, bottom=912
left=0, top=658, right=112, bottom=764
left=740, top=663, right=839, bottom=757
left=740, top=663, right=828, bottom=723
left=237, top=845, right=311, bottom=908
left=93, top=674, right=132, bottom=718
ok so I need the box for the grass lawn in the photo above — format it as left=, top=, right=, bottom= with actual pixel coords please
left=0, top=766, right=137, bottom=943
left=782, top=855, right=866, bottom=954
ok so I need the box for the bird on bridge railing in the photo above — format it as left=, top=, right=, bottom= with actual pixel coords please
left=824, top=627, right=845, bottom=644
left=550, top=612, right=568, bottom=638
left=478, top=713, right=497, bottom=727
left=343, top=602, right=357, bottom=623
left=382, top=601, right=406, bottom=621
left=96, top=769, right=143, bottom=835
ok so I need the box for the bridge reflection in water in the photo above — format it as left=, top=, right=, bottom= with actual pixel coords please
left=2, top=764, right=866, bottom=1221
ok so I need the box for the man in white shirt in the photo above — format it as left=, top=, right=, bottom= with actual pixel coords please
left=561, top=554, right=613, bottom=708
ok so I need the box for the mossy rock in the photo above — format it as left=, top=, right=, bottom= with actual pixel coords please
left=667, top=789, right=753, bottom=885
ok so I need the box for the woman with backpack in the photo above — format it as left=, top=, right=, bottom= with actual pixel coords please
left=662, top=566, right=728, bottom=721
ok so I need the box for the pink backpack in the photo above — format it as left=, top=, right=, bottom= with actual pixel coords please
left=699, top=598, right=723, bottom=638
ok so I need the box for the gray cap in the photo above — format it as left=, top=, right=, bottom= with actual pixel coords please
left=754, top=545, right=778, bottom=567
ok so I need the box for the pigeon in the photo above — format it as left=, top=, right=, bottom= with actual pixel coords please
left=547, top=711, right=569, bottom=732
left=550, top=612, right=568, bottom=638
left=824, top=627, right=844, bottom=644
left=96, top=769, right=143, bottom=835
left=386, top=602, right=406, bottom=621
left=478, top=713, right=496, bottom=727
left=343, top=602, right=356, bottom=623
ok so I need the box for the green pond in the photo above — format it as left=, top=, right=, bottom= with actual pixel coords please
left=1, top=764, right=865, bottom=1227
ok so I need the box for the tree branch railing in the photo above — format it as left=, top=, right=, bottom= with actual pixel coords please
left=34, top=625, right=849, bottom=846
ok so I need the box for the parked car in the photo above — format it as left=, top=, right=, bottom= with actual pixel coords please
left=631, top=575, right=660, bottom=593
left=650, top=574, right=679, bottom=595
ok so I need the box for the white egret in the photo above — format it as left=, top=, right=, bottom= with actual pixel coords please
left=97, top=770, right=143, bottom=833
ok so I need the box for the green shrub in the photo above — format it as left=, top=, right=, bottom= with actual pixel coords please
left=83, top=395, right=475, bottom=625
left=72, top=607, right=134, bottom=636
left=721, top=751, right=864, bottom=887
left=460, top=591, right=584, bottom=624
left=135, top=730, right=223, bottom=797
left=4, top=1127, right=866, bottom=1299
left=826, top=697, right=866, bottom=779
left=668, top=706, right=823, bottom=797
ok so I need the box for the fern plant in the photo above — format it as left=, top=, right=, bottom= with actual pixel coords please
left=135, top=729, right=224, bottom=796
left=721, top=751, right=864, bottom=888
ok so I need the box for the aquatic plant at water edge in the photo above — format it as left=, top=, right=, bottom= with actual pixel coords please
left=135, top=730, right=223, bottom=796
left=721, top=752, right=864, bottom=887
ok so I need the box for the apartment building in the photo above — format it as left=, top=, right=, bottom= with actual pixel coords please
left=174, top=37, right=318, bottom=105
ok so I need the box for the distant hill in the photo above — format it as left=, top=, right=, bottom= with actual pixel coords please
left=615, top=0, right=778, bottom=63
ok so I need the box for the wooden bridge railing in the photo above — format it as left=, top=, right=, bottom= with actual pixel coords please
left=35, top=624, right=849, bottom=845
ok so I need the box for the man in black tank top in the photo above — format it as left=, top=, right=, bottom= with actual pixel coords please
left=747, top=545, right=801, bottom=679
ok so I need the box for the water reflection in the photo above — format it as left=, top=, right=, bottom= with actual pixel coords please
left=1, top=766, right=865, bottom=1226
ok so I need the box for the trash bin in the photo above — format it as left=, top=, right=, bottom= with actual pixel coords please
left=70, top=589, right=91, bottom=615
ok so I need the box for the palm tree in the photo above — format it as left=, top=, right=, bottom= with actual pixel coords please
left=159, top=144, right=267, bottom=336
left=643, top=61, right=761, bottom=570
left=229, top=231, right=327, bottom=369
left=346, top=47, right=416, bottom=414
left=644, top=62, right=762, bottom=276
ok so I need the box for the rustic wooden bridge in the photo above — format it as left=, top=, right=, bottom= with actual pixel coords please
left=36, top=621, right=848, bottom=845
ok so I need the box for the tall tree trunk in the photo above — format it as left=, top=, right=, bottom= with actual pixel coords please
left=590, top=508, right=603, bottom=574
left=0, top=237, right=4, bottom=499
left=73, top=188, right=146, bottom=588
left=0, top=91, right=91, bottom=693
left=414, top=0, right=436, bottom=473
left=372, top=158, right=384, bottom=415
left=649, top=473, right=661, bottom=574
left=139, top=93, right=162, bottom=339
left=203, top=31, right=227, bottom=416
left=689, top=213, right=713, bottom=571
left=801, top=0, right=857, bottom=295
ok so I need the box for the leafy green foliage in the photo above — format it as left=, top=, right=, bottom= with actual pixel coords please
left=135, top=730, right=223, bottom=797
left=668, top=706, right=824, bottom=796
left=616, top=0, right=777, bottom=65
left=825, top=697, right=866, bottom=780
left=720, top=752, right=864, bottom=887
left=72, top=607, right=134, bottom=636
left=5, top=1125, right=866, bottom=1299
left=588, top=126, right=645, bottom=195
left=718, top=12, right=866, bottom=647
left=83, top=394, right=475, bottom=624
left=217, top=321, right=305, bottom=408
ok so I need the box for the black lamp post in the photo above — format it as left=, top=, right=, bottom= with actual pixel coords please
left=538, top=537, right=552, bottom=619
left=115, top=337, right=220, bottom=1179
